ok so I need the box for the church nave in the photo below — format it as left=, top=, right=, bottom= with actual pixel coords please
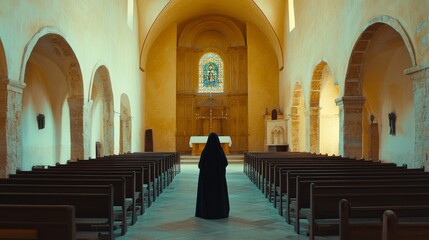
left=117, top=162, right=333, bottom=240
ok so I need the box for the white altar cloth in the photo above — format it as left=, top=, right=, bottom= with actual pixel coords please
left=189, top=136, right=232, bottom=147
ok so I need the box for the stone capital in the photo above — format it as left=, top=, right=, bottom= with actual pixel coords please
left=0, top=78, right=26, bottom=93
left=404, top=63, right=429, bottom=76
left=335, top=96, right=366, bottom=108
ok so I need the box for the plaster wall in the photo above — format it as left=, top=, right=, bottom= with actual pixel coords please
left=252, top=0, right=285, bottom=50
left=247, top=23, right=279, bottom=151
left=362, top=29, right=415, bottom=166
left=319, top=75, right=340, bottom=155
left=145, top=23, right=177, bottom=152
left=90, top=98, right=103, bottom=158
left=0, top=0, right=143, bottom=163
left=21, top=61, right=70, bottom=169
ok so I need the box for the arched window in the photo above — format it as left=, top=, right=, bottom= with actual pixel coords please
left=198, top=52, right=224, bottom=93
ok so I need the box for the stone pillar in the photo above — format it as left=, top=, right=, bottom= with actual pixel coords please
left=405, top=64, right=429, bottom=169
left=335, top=96, right=366, bottom=158
left=120, top=115, right=132, bottom=153
left=309, top=106, right=320, bottom=153
left=68, top=96, right=89, bottom=160
left=103, top=100, right=114, bottom=156
left=290, top=106, right=299, bottom=151
left=0, top=79, right=25, bottom=177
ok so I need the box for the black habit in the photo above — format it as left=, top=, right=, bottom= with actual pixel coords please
left=195, top=132, right=230, bottom=219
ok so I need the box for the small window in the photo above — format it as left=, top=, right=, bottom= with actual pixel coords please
left=198, top=52, right=224, bottom=93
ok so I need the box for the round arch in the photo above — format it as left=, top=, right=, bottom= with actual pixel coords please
left=90, top=65, right=114, bottom=157
left=309, top=62, right=327, bottom=153
left=20, top=29, right=85, bottom=161
left=139, top=0, right=283, bottom=71
left=344, top=15, right=416, bottom=96
left=339, top=15, right=416, bottom=159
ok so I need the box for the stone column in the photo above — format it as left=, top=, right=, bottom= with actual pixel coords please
left=0, top=79, right=25, bottom=177
left=103, top=100, right=114, bottom=156
left=290, top=106, right=299, bottom=151
left=67, top=96, right=89, bottom=159
left=309, top=106, right=320, bottom=153
left=120, top=115, right=132, bottom=153
left=335, top=96, right=366, bottom=158
left=405, top=64, right=429, bottom=169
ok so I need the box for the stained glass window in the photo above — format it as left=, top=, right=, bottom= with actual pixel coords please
left=198, top=52, right=224, bottom=93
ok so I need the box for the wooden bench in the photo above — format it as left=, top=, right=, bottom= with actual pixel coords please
left=308, top=185, right=429, bottom=240
left=0, top=190, right=115, bottom=240
left=70, top=159, right=158, bottom=204
left=0, top=204, right=84, bottom=240
left=0, top=183, right=129, bottom=236
left=382, top=209, right=429, bottom=240
left=339, top=199, right=429, bottom=240
left=52, top=164, right=151, bottom=210
left=282, top=170, right=429, bottom=222
left=0, top=177, right=128, bottom=235
left=272, top=164, right=411, bottom=210
left=9, top=172, right=136, bottom=231
left=294, top=177, right=429, bottom=234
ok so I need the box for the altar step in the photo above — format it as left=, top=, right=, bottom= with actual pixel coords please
left=180, top=154, right=244, bottom=164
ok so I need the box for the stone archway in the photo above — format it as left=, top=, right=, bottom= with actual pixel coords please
left=309, top=62, right=326, bottom=153
left=120, top=93, right=132, bottom=153
left=338, top=15, right=417, bottom=158
left=20, top=33, right=84, bottom=169
left=291, top=82, right=305, bottom=152
left=310, top=62, right=340, bottom=155
left=90, top=65, right=114, bottom=157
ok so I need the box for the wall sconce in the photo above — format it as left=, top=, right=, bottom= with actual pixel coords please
left=370, top=113, right=375, bottom=124
left=37, top=113, right=45, bottom=130
left=388, top=112, right=396, bottom=135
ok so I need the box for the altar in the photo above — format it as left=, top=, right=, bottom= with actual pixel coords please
left=189, top=136, right=232, bottom=155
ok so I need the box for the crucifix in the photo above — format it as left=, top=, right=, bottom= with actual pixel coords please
left=195, top=88, right=228, bottom=133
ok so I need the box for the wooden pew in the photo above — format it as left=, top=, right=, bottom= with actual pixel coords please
left=382, top=210, right=429, bottom=240
left=282, top=170, right=429, bottom=222
left=339, top=199, right=429, bottom=240
left=272, top=164, right=411, bottom=210
left=0, top=183, right=128, bottom=236
left=308, top=185, right=429, bottom=240
left=8, top=172, right=136, bottom=231
left=44, top=164, right=149, bottom=213
left=0, top=204, right=81, bottom=240
left=0, top=177, right=128, bottom=235
left=279, top=169, right=429, bottom=223
left=294, top=177, right=429, bottom=234
left=51, top=164, right=153, bottom=211
left=66, top=159, right=159, bottom=206
left=0, top=189, right=115, bottom=240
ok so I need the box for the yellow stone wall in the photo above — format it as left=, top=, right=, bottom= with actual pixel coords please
left=247, top=23, right=279, bottom=151
left=145, top=23, right=177, bottom=152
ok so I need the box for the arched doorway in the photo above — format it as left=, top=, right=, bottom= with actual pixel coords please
left=21, top=32, right=83, bottom=169
left=341, top=16, right=416, bottom=163
left=291, top=82, right=306, bottom=152
left=90, top=65, right=114, bottom=157
left=310, top=62, right=340, bottom=155
left=120, top=93, right=132, bottom=153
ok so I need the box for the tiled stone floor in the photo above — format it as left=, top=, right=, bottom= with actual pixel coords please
left=117, top=162, right=336, bottom=240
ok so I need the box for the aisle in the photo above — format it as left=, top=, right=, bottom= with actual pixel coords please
left=117, top=163, right=308, bottom=240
